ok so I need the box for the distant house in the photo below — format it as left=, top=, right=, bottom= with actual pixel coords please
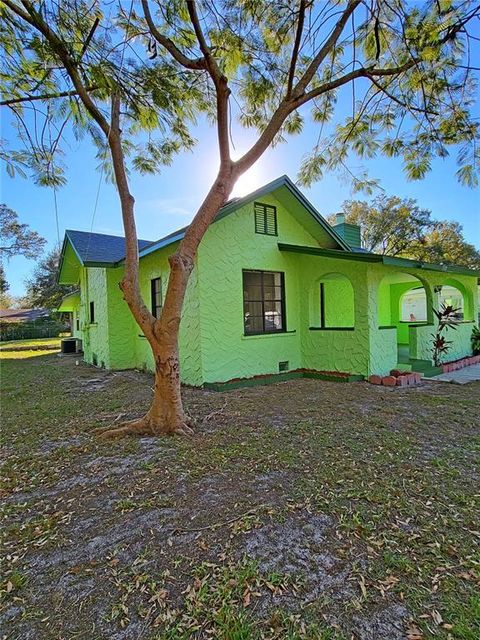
left=0, top=308, right=50, bottom=323
left=57, top=175, right=479, bottom=384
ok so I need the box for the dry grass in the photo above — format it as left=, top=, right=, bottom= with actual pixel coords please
left=1, top=350, right=479, bottom=640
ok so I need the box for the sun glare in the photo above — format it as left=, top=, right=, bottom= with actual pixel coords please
left=231, top=166, right=264, bottom=198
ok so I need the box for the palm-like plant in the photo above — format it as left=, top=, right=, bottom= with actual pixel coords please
left=431, top=304, right=461, bottom=366
left=472, top=326, right=480, bottom=356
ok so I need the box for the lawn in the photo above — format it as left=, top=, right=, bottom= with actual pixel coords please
left=0, top=337, right=62, bottom=351
left=1, top=350, right=479, bottom=640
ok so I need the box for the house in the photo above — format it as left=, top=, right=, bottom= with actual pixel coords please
left=0, top=308, right=50, bottom=322
left=58, top=175, right=479, bottom=385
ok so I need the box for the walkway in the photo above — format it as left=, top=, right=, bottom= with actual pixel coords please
left=430, top=364, right=480, bottom=384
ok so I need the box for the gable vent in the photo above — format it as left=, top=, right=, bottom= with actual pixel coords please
left=254, top=202, right=277, bottom=236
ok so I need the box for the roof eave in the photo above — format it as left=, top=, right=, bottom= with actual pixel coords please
left=278, top=243, right=480, bottom=276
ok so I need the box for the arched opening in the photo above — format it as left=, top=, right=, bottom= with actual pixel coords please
left=435, top=279, right=472, bottom=321
left=377, top=272, right=432, bottom=362
left=311, top=272, right=355, bottom=328
left=400, top=287, right=427, bottom=322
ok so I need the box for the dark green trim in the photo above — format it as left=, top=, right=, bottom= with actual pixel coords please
left=278, top=243, right=379, bottom=262
left=278, top=242, right=480, bottom=276
left=319, top=282, right=325, bottom=328
left=378, top=325, right=396, bottom=329
left=204, top=369, right=364, bottom=391
left=243, top=329, right=296, bottom=337
left=309, top=326, right=354, bottom=331
left=254, top=201, right=278, bottom=236
left=408, top=322, right=434, bottom=327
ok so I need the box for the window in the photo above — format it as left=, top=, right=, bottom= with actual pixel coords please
left=76, top=318, right=79, bottom=331
left=254, top=202, right=277, bottom=236
left=243, top=270, right=285, bottom=335
left=400, top=288, right=427, bottom=322
left=89, top=301, right=95, bottom=323
left=151, top=277, right=162, bottom=318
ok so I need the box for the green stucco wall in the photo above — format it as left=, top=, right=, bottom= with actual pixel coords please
left=196, top=194, right=312, bottom=382
left=70, top=194, right=478, bottom=382
left=321, top=277, right=355, bottom=328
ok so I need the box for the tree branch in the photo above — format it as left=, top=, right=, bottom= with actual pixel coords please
left=286, top=0, right=308, bottom=99
left=186, top=0, right=231, bottom=165
left=0, top=86, right=99, bottom=107
left=292, top=0, right=362, bottom=99
left=366, top=75, right=438, bottom=116
left=141, top=0, right=206, bottom=70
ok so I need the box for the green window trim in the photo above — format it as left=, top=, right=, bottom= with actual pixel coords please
left=309, top=327, right=355, bottom=331
left=254, top=201, right=277, bottom=236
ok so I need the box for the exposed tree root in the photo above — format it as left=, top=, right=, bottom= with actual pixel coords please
left=95, top=415, right=194, bottom=439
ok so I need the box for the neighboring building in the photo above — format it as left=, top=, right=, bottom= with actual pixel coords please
left=58, top=175, right=479, bottom=384
left=0, top=308, right=50, bottom=322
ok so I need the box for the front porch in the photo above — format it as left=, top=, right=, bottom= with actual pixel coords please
left=280, top=243, right=479, bottom=378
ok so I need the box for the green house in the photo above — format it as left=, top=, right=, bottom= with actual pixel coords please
left=58, top=176, right=479, bottom=385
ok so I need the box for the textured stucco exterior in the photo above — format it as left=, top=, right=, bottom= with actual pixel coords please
left=59, top=183, right=479, bottom=384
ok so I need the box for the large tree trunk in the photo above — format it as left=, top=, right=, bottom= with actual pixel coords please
left=101, top=331, right=193, bottom=437
left=100, top=169, right=236, bottom=438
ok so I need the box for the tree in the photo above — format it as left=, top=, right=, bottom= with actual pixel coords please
left=332, top=196, right=433, bottom=255
left=0, top=204, right=46, bottom=260
left=336, top=197, right=480, bottom=268
left=0, top=264, right=12, bottom=309
left=1, top=1, right=479, bottom=438
left=24, top=248, right=74, bottom=309
left=0, top=264, right=9, bottom=296
left=418, top=221, right=480, bottom=269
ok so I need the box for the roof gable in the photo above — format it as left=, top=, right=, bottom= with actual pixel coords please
left=58, top=230, right=152, bottom=284
left=58, top=176, right=350, bottom=278
left=139, top=175, right=350, bottom=259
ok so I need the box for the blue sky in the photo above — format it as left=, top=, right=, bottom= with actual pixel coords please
left=2, top=111, right=479, bottom=298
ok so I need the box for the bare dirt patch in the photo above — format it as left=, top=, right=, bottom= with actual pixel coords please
left=1, top=354, right=479, bottom=639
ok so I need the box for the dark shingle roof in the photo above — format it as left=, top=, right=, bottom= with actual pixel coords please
left=66, top=230, right=152, bottom=265
left=0, top=308, right=50, bottom=322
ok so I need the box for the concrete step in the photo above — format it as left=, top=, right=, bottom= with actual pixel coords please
left=409, top=359, right=442, bottom=378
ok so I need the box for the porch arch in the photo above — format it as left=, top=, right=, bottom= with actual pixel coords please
left=435, top=278, right=473, bottom=321
left=309, top=272, right=355, bottom=328
left=377, top=271, right=433, bottom=327
left=377, top=271, right=434, bottom=362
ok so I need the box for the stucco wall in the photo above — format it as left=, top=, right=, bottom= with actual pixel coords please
left=132, top=248, right=203, bottom=386
left=105, top=268, right=137, bottom=370
left=79, top=267, right=111, bottom=367
left=71, top=197, right=478, bottom=382
left=298, top=255, right=371, bottom=375
left=197, top=194, right=312, bottom=382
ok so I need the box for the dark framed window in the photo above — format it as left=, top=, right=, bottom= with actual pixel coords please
left=243, top=270, right=286, bottom=335
left=319, top=282, right=325, bottom=328
left=151, top=277, right=162, bottom=318
left=89, top=301, right=95, bottom=323
left=76, top=318, right=79, bottom=331
left=254, top=202, right=277, bottom=236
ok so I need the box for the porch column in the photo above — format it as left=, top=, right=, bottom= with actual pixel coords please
left=365, top=268, right=398, bottom=376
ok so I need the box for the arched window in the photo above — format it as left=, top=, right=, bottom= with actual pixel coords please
left=316, top=273, right=355, bottom=328
left=400, top=287, right=427, bottom=322
left=437, top=283, right=465, bottom=320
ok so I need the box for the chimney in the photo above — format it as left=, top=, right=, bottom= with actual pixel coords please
left=332, top=213, right=361, bottom=249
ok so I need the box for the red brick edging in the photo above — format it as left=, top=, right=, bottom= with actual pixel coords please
left=369, top=370, right=422, bottom=387
left=441, top=354, right=480, bottom=373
